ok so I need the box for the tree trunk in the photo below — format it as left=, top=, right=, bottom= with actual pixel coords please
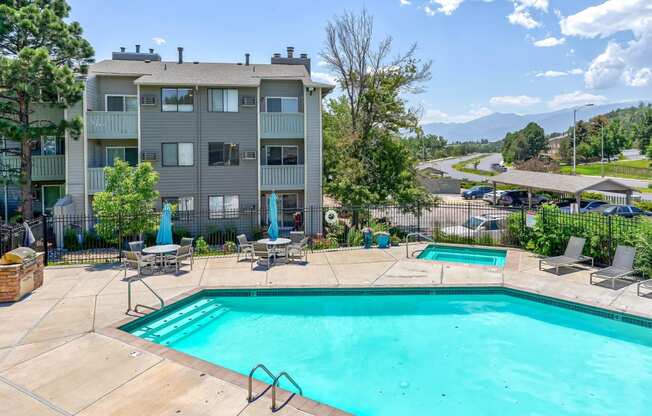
left=21, top=139, right=33, bottom=220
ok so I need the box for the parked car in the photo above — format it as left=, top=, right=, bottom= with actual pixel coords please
left=482, top=190, right=506, bottom=205
left=496, top=190, right=548, bottom=207
left=593, top=204, right=652, bottom=218
left=491, top=163, right=507, bottom=173
left=558, top=199, right=608, bottom=213
left=441, top=214, right=507, bottom=239
left=461, top=186, right=493, bottom=200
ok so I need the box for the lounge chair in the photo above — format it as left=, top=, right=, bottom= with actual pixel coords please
left=128, top=241, right=144, bottom=252
left=538, top=236, right=593, bottom=274
left=590, top=245, right=637, bottom=289
left=252, top=242, right=275, bottom=270
left=637, top=276, right=652, bottom=297
left=164, top=245, right=193, bottom=273
left=288, top=234, right=309, bottom=263
left=124, top=251, right=156, bottom=278
left=237, top=234, right=254, bottom=261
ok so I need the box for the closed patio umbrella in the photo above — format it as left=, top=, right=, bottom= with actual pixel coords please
left=156, top=203, right=173, bottom=245
left=268, top=192, right=279, bottom=241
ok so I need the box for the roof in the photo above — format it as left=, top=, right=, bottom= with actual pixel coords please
left=89, top=60, right=335, bottom=91
left=490, top=170, right=636, bottom=194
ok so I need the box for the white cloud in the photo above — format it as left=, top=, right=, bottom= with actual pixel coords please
left=569, top=68, right=584, bottom=75
left=547, top=91, right=607, bottom=109
left=489, top=95, right=541, bottom=106
left=422, top=0, right=464, bottom=16
left=152, top=37, right=166, bottom=45
left=399, top=0, right=411, bottom=5
left=508, top=0, right=549, bottom=29
left=560, top=0, right=652, bottom=89
left=311, top=72, right=338, bottom=86
left=533, top=36, right=566, bottom=47
left=535, top=68, right=583, bottom=77
left=421, top=107, right=492, bottom=124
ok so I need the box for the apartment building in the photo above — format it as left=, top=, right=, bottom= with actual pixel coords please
left=2, top=45, right=333, bottom=235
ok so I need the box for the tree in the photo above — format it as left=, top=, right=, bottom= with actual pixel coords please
left=92, top=161, right=160, bottom=243
left=0, top=0, right=93, bottom=219
left=501, top=122, right=546, bottom=163
left=632, top=106, right=652, bottom=157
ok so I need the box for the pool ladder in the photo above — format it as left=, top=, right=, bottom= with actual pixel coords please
left=405, top=232, right=434, bottom=258
left=248, top=364, right=303, bottom=411
left=126, top=277, right=165, bottom=314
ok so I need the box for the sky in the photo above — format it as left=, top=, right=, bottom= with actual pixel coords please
left=67, top=0, right=652, bottom=124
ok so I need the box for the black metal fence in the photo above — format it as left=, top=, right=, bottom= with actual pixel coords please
left=1, top=203, right=649, bottom=267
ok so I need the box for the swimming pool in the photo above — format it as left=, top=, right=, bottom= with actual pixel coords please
left=417, top=244, right=507, bottom=267
left=123, top=288, right=652, bottom=415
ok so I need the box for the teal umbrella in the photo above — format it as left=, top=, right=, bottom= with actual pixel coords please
left=268, top=192, right=279, bottom=240
left=156, top=203, right=173, bottom=245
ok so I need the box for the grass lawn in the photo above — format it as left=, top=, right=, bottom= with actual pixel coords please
left=452, top=154, right=496, bottom=177
left=560, top=159, right=652, bottom=180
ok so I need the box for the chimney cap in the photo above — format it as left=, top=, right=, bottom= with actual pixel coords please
left=149, top=48, right=154, bottom=54
left=177, top=47, right=184, bottom=64
left=120, top=47, right=125, bottom=52
left=300, top=53, right=308, bottom=59
left=286, top=46, right=294, bottom=58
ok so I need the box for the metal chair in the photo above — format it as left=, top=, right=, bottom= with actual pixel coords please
left=539, top=236, right=593, bottom=274
left=237, top=234, right=254, bottom=261
left=128, top=241, right=144, bottom=252
left=590, top=245, right=637, bottom=289
left=252, top=242, right=276, bottom=270
left=180, top=237, right=194, bottom=247
left=164, top=245, right=193, bottom=273
left=288, top=236, right=309, bottom=263
left=124, top=251, right=156, bottom=278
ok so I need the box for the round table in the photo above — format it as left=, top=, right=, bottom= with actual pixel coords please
left=257, top=238, right=291, bottom=262
left=143, top=244, right=180, bottom=270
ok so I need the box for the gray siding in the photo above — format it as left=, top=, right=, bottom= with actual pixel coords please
left=260, top=80, right=303, bottom=112
left=304, top=87, right=322, bottom=234
left=85, top=75, right=98, bottom=111
left=65, top=101, right=85, bottom=214
left=96, top=76, right=138, bottom=110
left=139, top=85, right=259, bottom=213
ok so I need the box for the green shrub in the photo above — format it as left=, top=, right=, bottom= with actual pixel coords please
left=194, top=236, right=214, bottom=256
left=172, top=226, right=190, bottom=243
left=312, top=235, right=339, bottom=250
left=252, top=227, right=263, bottom=240
left=63, top=227, right=80, bottom=250
left=635, top=200, right=652, bottom=212
left=347, top=228, right=364, bottom=247
left=223, top=241, right=237, bottom=253
left=581, top=191, right=606, bottom=201
left=390, top=235, right=401, bottom=246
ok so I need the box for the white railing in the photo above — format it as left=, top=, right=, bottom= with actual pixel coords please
left=87, top=112, right=138, bottom=139
left=260, top=165, right=304, bottom=190
left=260, top=113, right=304, bottom=139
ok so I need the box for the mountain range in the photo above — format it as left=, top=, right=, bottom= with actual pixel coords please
left=422, top=101, right=648, bottom=141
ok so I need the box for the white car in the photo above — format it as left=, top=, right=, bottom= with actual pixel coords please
left=441, top=215, right=507, bottom=238
left=482, top=190, right=506, bottom=205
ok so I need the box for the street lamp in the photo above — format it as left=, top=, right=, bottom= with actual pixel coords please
left=573, top=103, right=594, bottom=174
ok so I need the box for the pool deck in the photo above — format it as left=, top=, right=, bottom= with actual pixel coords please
left=1, top=244, right=651, bottom=416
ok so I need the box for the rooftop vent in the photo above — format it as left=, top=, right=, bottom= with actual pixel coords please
left=112, top=44, right=161, bottom=62
left=135, top=44, right=140, bottom=53
left=287, top=46, right=294, bottom=58
left=245, top=53, right=250, bottom=66
left=178, top=47, right=184, bottom=64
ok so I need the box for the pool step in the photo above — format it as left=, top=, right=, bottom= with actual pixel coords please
left=157, top=307, right=230, bottom=346
left=132, top=298, right=225, bottom=341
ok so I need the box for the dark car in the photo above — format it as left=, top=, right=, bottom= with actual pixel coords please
left=558, top=200, right=608, bottom=213
left=497, top=190, right=548, bottom=207
left=595, top=204, right=652, bottom=218
left=461, top=186, right=493, bottom=200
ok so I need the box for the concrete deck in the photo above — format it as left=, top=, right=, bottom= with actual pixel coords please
left=1, top=245, right=651, bottom=416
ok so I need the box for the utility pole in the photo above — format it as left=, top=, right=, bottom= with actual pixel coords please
left=601, top=124, right=605, bottom=177
left=572, top=103, right=594, bottom=174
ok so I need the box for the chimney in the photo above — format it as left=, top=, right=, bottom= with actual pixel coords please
left=120, top=47, right=125, bottom=53
left=287, top=46, right=294, bottom=58
left=245, top=53, right=250, bottom=66
left=177, top=47, right=184, bottom=64
left=271, top=50, right=311, bottom=74
left=135, top=44, right=140, bottom=53
left=300, top=53, right=308, bottom=59
left=149, top=48, right=154, bottom=54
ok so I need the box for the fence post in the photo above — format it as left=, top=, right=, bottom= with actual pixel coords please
left=42, top=216, right=48, bottom=266
left=467, top=202, right=471, bottom=244
left=118, top=213, right=123, bottom=263
left=608, top=215, right=613, bottom=264
left=416, top=202, right=421, bottom=234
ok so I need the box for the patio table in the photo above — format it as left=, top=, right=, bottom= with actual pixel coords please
left=257, top=238, right=291, bottom=262
left=143, top=244, right=180, bottom=271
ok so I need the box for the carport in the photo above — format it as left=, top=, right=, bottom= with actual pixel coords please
left=489, top=170, right=636, bottom=208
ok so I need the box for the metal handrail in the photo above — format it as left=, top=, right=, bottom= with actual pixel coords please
left=248, top=364, right=276, bottom=402
left=127, top=277, right=165, bottom=314
left=405, top=232, right=434, bottom=258
left=272, top=371, right=303, bottom=411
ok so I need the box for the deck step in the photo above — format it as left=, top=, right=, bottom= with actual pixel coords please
left=132, top=298, right=223, bottom=340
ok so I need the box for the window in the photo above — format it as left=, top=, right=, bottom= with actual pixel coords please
left=33, top=136, right=64, bottom=155
left=106, top=95, right=137, bottom=112
left=161, top=88, right=194, bottom=112
left=266, top=97, right=299, bottom=113
left=265, top=145, right=298, bottom=166
left=208, top=142, right=239, bottom=166
left=208, top=89, right=239, bottom=112
left=162, top=196, right=194, bottom=218
left=162, top=143, right=193, bottom=166
left=209, top=195, right=239, bottom=219
left=106, top=147, right=138, bottom=166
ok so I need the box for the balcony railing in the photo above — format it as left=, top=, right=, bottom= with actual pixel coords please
left=260, top=165, right=305, bottom=190
left=87, top=111, right=138, bottom=139
left=87, top=167, right=106, bottom=194
left=260, top=113, right=304, bottom=139
left=1, top=155, right=65, bottom=181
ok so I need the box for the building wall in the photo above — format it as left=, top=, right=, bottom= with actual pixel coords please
left=95, top=76, right=139, bottom=111
left=65, top=101, right=85, bottom=214
left=304, top=87, right=323, bottom=234
left=259, top=80, right=303, bottom=112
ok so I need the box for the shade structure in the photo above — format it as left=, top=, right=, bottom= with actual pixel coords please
left=156, top=203, right=173, bottom=245
left=267, top=192, right=279, bottom=240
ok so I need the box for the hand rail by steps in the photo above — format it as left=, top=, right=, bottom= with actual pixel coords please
left=126, top=277, right=165, bottom=314
left=248, top=364, right=303, bottom=411
left=405, top=232, right=434, bottom=258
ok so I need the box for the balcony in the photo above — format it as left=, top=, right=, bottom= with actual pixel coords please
left=260, top=113, right=304, bottom=139
left=2, top=155, right=65, bottom=181
left=87, top=167, right=106, bottom=194
left=87, top=112, right=138, bottom=139
left=260, top=165, right=304, bottom=190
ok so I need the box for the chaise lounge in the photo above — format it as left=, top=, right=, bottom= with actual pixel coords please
left=590, top=245, right=637, bottom=289
left=539, top=236, right=593, bottom=274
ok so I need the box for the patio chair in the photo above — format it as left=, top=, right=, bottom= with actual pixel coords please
left=637, top=275, right=652, bottom=297
left=180, top=237, right=194, bottom=247
left=237, top=234, right=254, bottom=261
left=590, top=245, right=638, bottom=289
left=538, top=236, right=593, bottom=274
left=165, top=244, right=193, bottom=273
left=124, top=250, right=156, bottom=278
left=288, top=236, right=309, bottom=263
left=128, top=241, right=144, bottom=252
left=252, top=242, right=276, bottom=270
left=289, top=231, right=305, bottom=244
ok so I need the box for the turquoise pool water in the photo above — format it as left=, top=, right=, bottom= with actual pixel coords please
left=417, top=244, right=507, bottom=267
left=126, top=290, right=652, bottom=415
